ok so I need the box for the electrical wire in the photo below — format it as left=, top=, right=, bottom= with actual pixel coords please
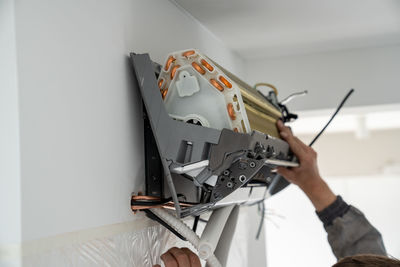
left=255, top=201, right=265, bottom=239
left=253, top=88, right=355, bottom=238
left=192, top=215, right=200, bottom=233
left=254, top=82, right=279, bottom=95
left=199, top=218, right=209, bottom=223
left=309, top=89, right=354, bottom=146
left=131, top=194, right=197, bottom=211
left=280, top=90, right=308, bottom=105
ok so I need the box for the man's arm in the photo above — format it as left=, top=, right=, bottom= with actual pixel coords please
left=276, top=120, right=386, bottom=259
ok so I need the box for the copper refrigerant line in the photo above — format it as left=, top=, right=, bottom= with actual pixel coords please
left=157, top=50, right=237, bottom=123
left=131, top=194, right=194, bottom=213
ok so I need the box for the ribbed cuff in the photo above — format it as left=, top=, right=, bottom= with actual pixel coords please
left=316, top=195, right=350, bottom=227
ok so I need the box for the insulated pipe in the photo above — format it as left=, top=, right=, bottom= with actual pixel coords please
left=198, top=205, right=234, bottom=260
left=213, top=205, right=240, bottom=267
left=150, top=208, right=222, bottom=267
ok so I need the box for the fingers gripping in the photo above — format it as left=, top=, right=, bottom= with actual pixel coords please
left=160, top=247, right=201, bottom=267
left=277, top=167, right=295, bottom=181
left=182, top=248, right=201, bottom=267
left=161, top=251, right=178, bottom=267
left=277, top=121, right=304, bottom=157
left=169, top=247, right=191, bottom=267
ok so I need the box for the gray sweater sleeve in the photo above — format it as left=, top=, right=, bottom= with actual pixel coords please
left=316, top=196, right=386, bottom=260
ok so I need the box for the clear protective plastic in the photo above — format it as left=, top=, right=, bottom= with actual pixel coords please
left=18, top=206, right=261, bottom=267
left=22, top=225, right=175, bottom=267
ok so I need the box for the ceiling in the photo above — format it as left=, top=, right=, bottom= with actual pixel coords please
left=173, top=0, right=400, bottom=59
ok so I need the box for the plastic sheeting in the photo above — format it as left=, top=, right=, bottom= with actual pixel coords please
left=22, top=225, right=176, bottom=267
left=14, top=205, right=265, bottom=267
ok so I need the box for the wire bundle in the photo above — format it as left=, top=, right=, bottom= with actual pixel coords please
left=130, top=194, right=194, bottom=212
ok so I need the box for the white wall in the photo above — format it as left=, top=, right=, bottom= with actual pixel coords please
left=265, top=174, right=400, bottom=267
left=0, top=0, right=21, bottom=247
left=300, top=129, right=400, bottom=177
left=244, top=45, right=400, bottom=111
left=7, top=0, right=243, bottom=244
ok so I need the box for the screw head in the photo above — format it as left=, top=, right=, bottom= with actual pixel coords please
left=249, top=161, right=256, bottom=168
left=238, top=162, right=248, bottom=170
left=239, top=175, right=246, bottom=183
left=226, top=182, right=234, bottom=188
left=223, top=170, right=230, bottom=176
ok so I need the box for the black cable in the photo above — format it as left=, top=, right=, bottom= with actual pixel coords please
left=199, top=218, right=209, bottom=223
left=192, top=188, right=205, bottom=232
left=131, top=198, right=172, bottom=207
left=253, top=89, right=355, bottom=239
left=256, top=201, right=265, bottom=240
left=131, top=194, right=192, bottom=207
left=192, top=216, right=200, bottom=233
left=144, top=209, right=187, bottom=241
left=309, top=89, right=354, bottom=146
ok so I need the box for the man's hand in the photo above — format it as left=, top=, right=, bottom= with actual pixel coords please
left=153, top=247, right=201, bottom=267
left=276, top=120, right=336, bottom=211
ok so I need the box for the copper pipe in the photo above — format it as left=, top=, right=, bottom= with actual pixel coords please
left=219, top=76, right=232, bottom=88
left=192, top=62, right=206, bottom=75
left=158, top=78, right=164, bottom=89
left=132, top=195, right=161, bottom=201
left=254, top=82, right=278, bottom=95
left=201, top=59, right=214, bottom=72
left=210, top=79, right=224, bottom=92
left=208, top=59, right=282, bottom=118
left=131, top=205, right=163, bottom=210
left=170, top=65, right=180, bottom=80
left=131, top=201, right=193, bottom=212
left=182, top=50, right=195, bottom=58
left=162, top=88, right=168, bottom=99
left=227, top=103, right=236, bottom=120
left=165, top=56, right=175, bottom=71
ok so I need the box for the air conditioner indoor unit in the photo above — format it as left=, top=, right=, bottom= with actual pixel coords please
left=129, top=49, right=302, bottom=267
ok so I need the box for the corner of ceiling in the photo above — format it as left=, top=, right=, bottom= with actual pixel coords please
left=167, top=0, right=246, bottom=64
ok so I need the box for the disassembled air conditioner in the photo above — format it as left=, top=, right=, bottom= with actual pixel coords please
left=129, top=50, right=301, bottom=266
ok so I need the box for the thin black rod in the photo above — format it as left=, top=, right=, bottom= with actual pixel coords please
left=192, top=216, right=200, bottom=232
left=309, top=89, right=355, bottom=147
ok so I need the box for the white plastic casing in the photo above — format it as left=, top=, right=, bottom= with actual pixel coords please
left=157, top=49, right=251, bottom=133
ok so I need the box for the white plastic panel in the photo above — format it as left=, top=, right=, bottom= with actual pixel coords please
left=158, top=49, right=251, bottom=133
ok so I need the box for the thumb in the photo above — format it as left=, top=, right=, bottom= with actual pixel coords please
left=276, top=167, right=295, bottom=182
